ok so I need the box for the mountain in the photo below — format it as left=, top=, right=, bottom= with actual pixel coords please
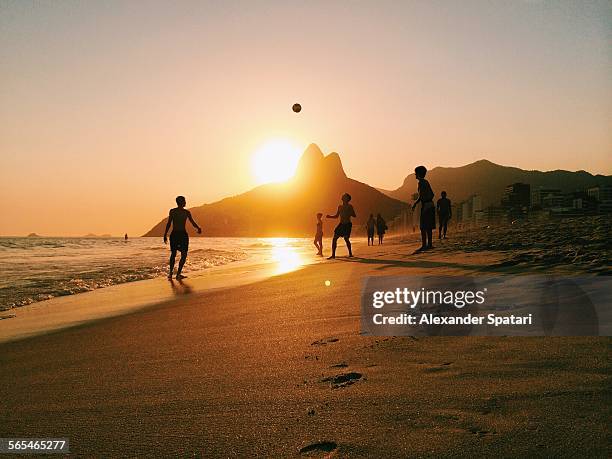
left=143, top=144, right=409, bottom=237
left=380, top=159, right=612, bottom=207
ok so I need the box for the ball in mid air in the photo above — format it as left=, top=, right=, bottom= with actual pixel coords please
left=292, top=103, right=301, bottom=113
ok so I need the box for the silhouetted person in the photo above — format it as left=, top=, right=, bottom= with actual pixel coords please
left=313, top=213, right=324, bottom=256
left=436, top=191, right=452, bottom=239
left=124, top=233, right=128, bottom=241
left=163, top=196, right=202, bottom=279
left=376, top=213, right=387, bottom=245
left=327, top=193, right=356, bottom=259
left=412, top=166, right=435, bottom=252
left=366, top=214, right=376, bottom=246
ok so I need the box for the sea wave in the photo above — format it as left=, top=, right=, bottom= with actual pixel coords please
left=0, top=238, right=250, bottom=310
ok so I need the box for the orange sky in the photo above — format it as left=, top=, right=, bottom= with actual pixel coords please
left=1, top=1, right=610, bottom=236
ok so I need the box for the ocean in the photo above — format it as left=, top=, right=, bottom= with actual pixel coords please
left=0, top=237, right=315, bottom=310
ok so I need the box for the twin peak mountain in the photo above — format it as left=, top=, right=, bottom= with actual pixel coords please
left=144, top=144, right=407, bottom=237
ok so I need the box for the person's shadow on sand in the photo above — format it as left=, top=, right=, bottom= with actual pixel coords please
left=168, top=278, right=193, bottom=295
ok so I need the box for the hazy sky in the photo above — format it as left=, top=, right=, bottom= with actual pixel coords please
left=1, top=0, right=610, bottom=236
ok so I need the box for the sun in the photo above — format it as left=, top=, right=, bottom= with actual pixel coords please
left=252, top=139, right=302, bottom=184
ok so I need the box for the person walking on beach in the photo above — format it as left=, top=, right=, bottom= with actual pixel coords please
left=313, top=213, right=324, bottom=256
left=436, top=191, right=452, bottom=239
left=366, top=214, right=376, bottom=246
left=163, top=195, right=202, bottom=279
left=376, top=213, right=387, bottom=245
left=412, top=166, right=435, bottom=253
left=326, top=193, right=356, bottom=259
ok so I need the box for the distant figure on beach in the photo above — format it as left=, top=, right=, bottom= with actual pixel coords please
left=436, top=191, right=452, bottom=239
left=376, top=213, right=387, bottom=245
left=326, top=193, right=356, bottom=259
left=124, top=233, right=128, bottom=241
left=412, top=166, right=435, bottom=252
left=163, top=196, right=202, bottom=279
left=313, top=213, right=324, bottom=256
left=366, top=214, right=376, bottom=246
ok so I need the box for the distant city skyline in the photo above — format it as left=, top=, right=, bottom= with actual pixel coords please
left=1, top=0, right=610, bottom=236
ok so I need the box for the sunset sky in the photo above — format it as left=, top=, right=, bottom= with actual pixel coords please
left=1, top=0, right=610, bottom=236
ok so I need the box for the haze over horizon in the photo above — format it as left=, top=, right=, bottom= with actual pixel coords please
left=1, top=0, right=610, bottom=236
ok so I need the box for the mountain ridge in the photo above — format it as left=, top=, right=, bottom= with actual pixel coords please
left=380, top=159, right=611, bottom=207
left=143, top=144, right=408, bottom=237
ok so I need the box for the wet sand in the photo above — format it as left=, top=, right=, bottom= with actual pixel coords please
left=0, top=258, right=291, bottom=343
left=0, top=239, right=609, bottom=457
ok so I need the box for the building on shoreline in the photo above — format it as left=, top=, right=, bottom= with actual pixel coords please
left=456, top=194, right=482, bottom=226
left=502, top=183, right=530, bottom=220
left=587, top=185, right=612, bottom=213
left=531, top=187, right=564, bottom=209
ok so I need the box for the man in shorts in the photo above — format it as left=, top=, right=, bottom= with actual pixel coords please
left=163, top=196, right=202, bottom=279
left=326, top=193, right=356, bottom=259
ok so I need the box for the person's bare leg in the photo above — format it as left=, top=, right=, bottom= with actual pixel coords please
left=328, top=236, right=338, bottom=259
left=345, top=237, right=353, bottom=257
left=168, top=250, right=177, bottom=279
left=176, top=250, right=188, bottom=278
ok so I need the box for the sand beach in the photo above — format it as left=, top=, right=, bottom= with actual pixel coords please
left=1, top=236, right=609, bottom=457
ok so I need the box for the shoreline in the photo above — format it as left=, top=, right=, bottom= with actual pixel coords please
left=0, top=249, right=322, bottom=344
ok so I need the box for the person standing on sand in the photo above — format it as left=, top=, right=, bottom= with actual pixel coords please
left=437, top=191, right=452, bottom=239
left=313, top=213, right=324, bottom=256
left=326, top=193, right=356, bottom=259
left=163, top=196, right=202, bottom=279
left=376, top=213, right=387, bottom=245
left=366, top=214, right=376, bottom=246
left=412, top=166, right=435, bottom=253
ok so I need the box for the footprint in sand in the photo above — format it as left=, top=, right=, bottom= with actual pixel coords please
left=311, top=337, right=339, bottom=346
left=299, top=441, right=338, bottom=456
left=330, top=362, right=348, bottom=368
left=0, top=313, right=16, bottom=320
left=320, top=372, right=363, bottom=389
left=420, top=362, right=453, bottom=372
left=467, top=426, right=495, bottom=437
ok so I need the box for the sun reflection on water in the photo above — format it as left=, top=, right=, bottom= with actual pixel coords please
left=269, top=238, right=306, bottom=275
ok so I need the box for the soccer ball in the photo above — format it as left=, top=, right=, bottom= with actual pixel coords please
left=292, top=103, right=301, bottom=113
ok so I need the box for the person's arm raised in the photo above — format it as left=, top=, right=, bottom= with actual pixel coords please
left=326, top=206, right=340, bottom=219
